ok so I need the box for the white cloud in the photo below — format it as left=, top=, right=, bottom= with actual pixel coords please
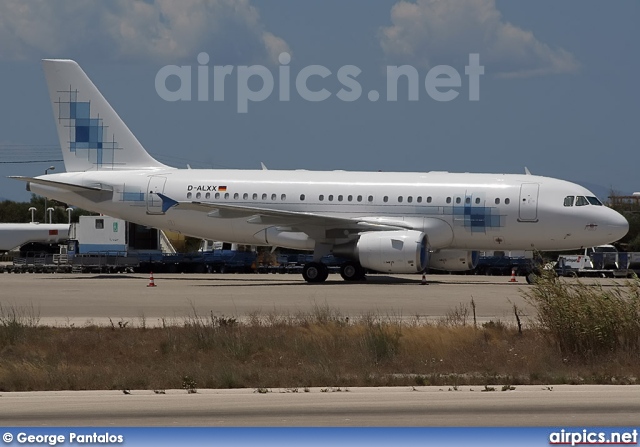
left=380, top=0, right=579, bottom=77
left=0, top=0, right=290, bottom=65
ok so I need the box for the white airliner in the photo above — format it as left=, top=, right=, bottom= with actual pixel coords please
left=11, top=59, right=629, bottom=282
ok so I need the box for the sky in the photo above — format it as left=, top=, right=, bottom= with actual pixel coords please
left=0, top=0, right=638, bottom=202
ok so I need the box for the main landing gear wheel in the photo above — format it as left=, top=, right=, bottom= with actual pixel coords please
left=302, top=262, right=329, bottom=283
left=340, top=261, right=366, bottom=281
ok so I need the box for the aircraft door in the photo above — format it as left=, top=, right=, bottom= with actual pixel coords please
left=147, top=176, right=167, bottom=214
left=518, top=183, right=539, bottom=222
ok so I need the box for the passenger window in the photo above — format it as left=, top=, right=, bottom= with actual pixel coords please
left=300, top=194, right=305, bottom=201
left=564, top=196, right=574, bottom=207
left=243, top=193, right=248, bottom=200
left=348, top=195, right=353, bottom=202
left=319, top=195, right=324, bottom=201
left=252, top=193, right=257, bottom=200
left=338, top=195, right=343, bottom=202
left=196, top=192, right=201, bottom=199
left=271, top=194, right=276, bottom=201
left=205, top=192, right=210, bottom=199
left=224, top=193, right=229, bottom=199
left=417, top=196, right=422, bottom=203
left=233, top=193, right=239, bottom=199
left=446, top=197, right=451, bottom=204
left=368, top=195, right=373, bottom=202
left=398, top=196, right=403, bottom=203
left=475, top=198, right=480, bottom=204
left=427, top=197, right=432, bottom=203
left=465, top=197, right=470, bottom=204
left=328, top=195, right=334, bottom=201
left=456, top=197, right=461, bottom=204
left=575, top=196, right=588, bottom=206
left=281, top=194, right=286, bottom=201
left=383, top=196, right=389, bottom=203
left=357, top=195, right=362, bottom=202
left=407, top=196, right=413, bottom=203
left=505, top=198, right=510, bottom=205
left=495, top=198, right=500, bottom=205
left=262, top=193, right=267, bottom=200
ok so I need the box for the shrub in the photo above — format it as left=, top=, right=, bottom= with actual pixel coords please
left=523, top=271, right=640, bottom=357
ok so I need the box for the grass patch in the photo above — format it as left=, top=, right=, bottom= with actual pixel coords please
left=524, top=271, right=640, bottom=358
left=1, top=280, right=640, bottom=392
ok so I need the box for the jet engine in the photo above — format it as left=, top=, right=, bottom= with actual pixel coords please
left=336, top=230, right=429, bottom=273
left=428, top=249, right=479, bottom=271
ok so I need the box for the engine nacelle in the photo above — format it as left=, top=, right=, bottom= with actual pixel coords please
left=428, top=249, right=479, bottom=272
left=353, top=230, right=429, bottom=273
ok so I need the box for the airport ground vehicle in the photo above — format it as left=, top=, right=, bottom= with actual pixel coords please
left=2, top=216, right=257, bottom=274
left=555, top=245, right=640, bottom=278
left=137, top=250, right=256, bottom=274
left=471, top=250, right=533, bottom=276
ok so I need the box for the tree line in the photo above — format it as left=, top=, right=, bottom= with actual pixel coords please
left=0, top=195, right=93, bottom=224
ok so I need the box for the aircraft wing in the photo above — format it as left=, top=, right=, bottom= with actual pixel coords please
left=157, top=193, right=414, bottom=233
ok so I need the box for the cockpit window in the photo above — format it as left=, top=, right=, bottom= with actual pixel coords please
left=586, top=196, right=603, bottom=206
left=575, top=196, right=589, bottom=206
left=563, top=196, right=574, bottom=207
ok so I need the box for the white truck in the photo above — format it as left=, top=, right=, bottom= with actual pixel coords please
left=0, top=222, right=70, bottom=252
left=556, top=245, right=639, bottom=278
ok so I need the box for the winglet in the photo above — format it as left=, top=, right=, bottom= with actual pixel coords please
left=524, top=167, right=532, bottom=175
left=261, top=162, right=268, bottom=170
left=157, top=193, right=179, bottom=213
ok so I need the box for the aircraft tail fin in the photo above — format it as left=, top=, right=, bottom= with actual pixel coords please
left=42, top=59, right=167, bottom=172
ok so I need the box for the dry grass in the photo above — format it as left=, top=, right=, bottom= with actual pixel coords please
left=524, top=272, right=640, bottom=358
left=2, top=281, right=640, bottom=391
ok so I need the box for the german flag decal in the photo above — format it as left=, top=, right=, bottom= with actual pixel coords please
left=218, top=186, right=227, bottom=192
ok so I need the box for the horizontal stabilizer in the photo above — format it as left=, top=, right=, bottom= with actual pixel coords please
left=10, top=176, right=114, bottom=202
left=9, top=176, right=106, bottom=192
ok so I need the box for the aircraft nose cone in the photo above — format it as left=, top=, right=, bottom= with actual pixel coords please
left=607, top=209, right=629, bottom=241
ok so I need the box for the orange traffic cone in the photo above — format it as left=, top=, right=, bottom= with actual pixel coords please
left=509, top=268, right=517, bottom=283
left=147, top=271, right=157, bottom=287
left=421, top=272, right=428, bottom=285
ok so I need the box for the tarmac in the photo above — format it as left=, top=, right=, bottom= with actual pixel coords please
left=2, top=385, right=639, bottom=426
left=0, top=271, right=629, bottom=326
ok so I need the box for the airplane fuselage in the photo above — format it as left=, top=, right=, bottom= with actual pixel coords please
left=29, top=168, right=628, bottom=252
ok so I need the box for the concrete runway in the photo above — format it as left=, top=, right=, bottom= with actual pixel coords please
left=2, top=385, right=639, bottom=426
left=0, top=272, right=553, bottom=326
